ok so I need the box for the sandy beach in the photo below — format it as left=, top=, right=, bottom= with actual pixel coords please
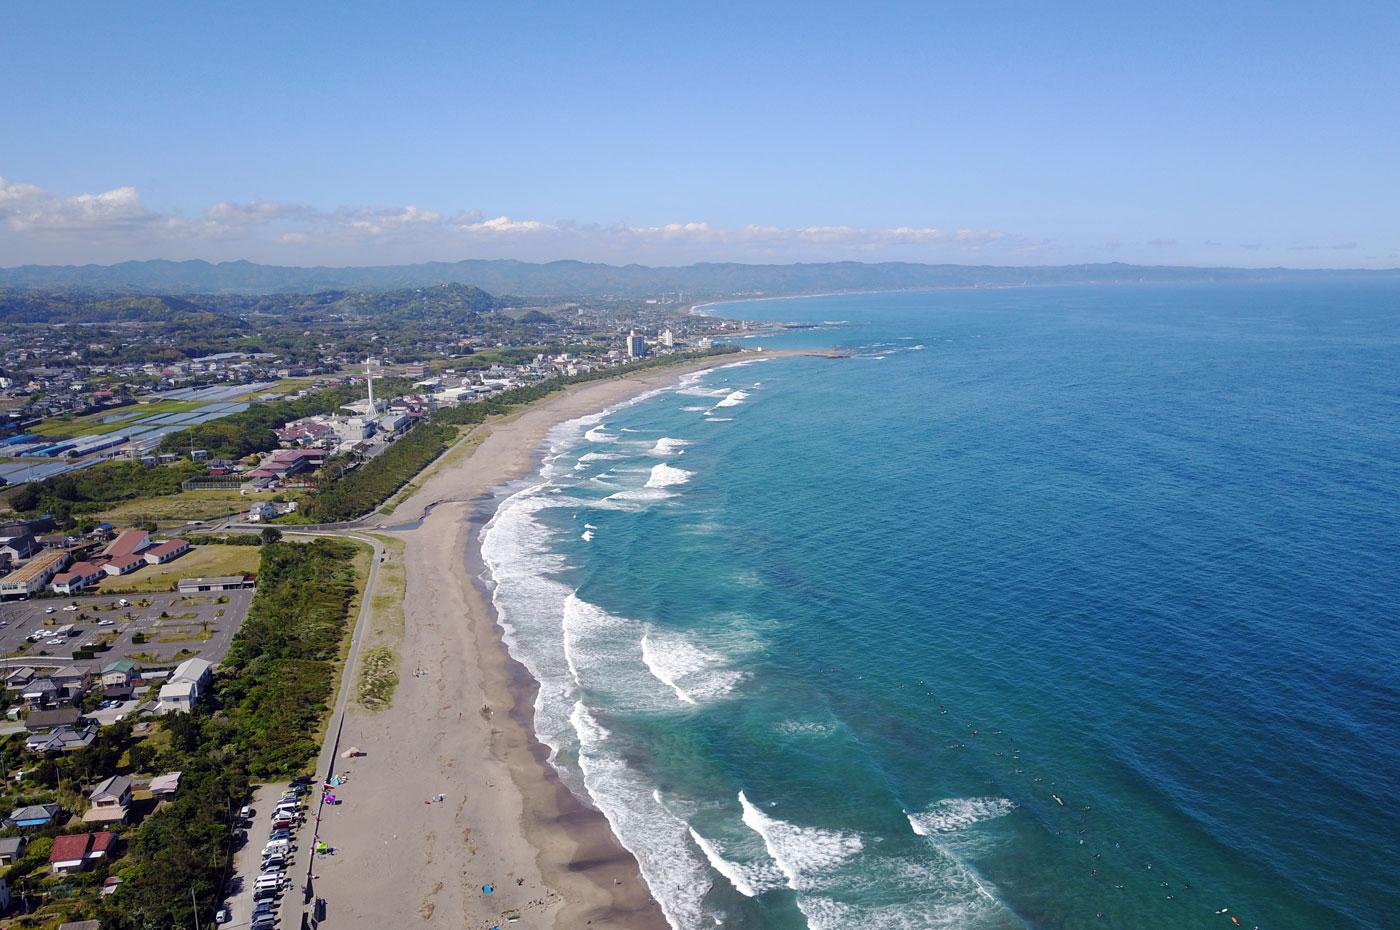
left=305, top=351, right=812, bottom=930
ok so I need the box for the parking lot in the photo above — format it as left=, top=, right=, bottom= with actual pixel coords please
left=225, top=782, right=296, bottom=929
left=0, top=588, right=253, bottom=674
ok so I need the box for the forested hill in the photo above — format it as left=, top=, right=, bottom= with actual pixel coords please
left=1, top=258, right=1395, bottom=298
left=0, top=282, right=510, bottom=324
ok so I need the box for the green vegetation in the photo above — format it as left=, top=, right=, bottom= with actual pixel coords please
left=296, top=348, right=739, bottom=523
left=30, top=399, right=205, bottom=439
left=356, top=647, right=399, bottom=710
left=95, top=544, right=262, bottom=593
left=299, top=422, right=458, bottom=523
left=10, top=459, right=204, bottom=523
left=215, top=538, right=359, bottom=776
left=100, top=538, right=363, bottom=929
left=155, top=377, right=410, bottom=460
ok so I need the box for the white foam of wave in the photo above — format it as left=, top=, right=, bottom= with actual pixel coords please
left=677, top=375, right=733, bottom=394
left=906, top=798, right=1017, bottom=836
left=570, top=702, right=713, bottom=929
left=737, top=792, right=863, bottom=892
left=561, top=593, right=630, bottom=685
left=646, top=463, right=694, bottom=488
left=581, top=529, right=594, bottom=542
left=681, top=405, right=709, bottom=412
left=578, top=451, right=621, bottom=462
left=640, top=633, right=744, bottom=705
left=584, top=425, right=615, bottom=442
left=713, top=390, right=749, bottom=409
left=796, top=894, right=985, bottom=930
left=583, top=522, right=597, bottom=529
left=688, top=828, right=787, bottom=898
left=716, top=356, right=772, bottom=370
left=705, top=417, right=733, bottom=423
left=650, top=437, right=690, bottom=456
left=479, top=489, right=581, bottom=781
left=776, top=720, right=837, bottom=737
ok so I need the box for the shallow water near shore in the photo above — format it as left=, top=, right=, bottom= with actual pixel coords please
left=481, top=284, right=1400, bottom=930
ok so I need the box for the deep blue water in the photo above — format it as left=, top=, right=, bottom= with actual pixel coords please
left=482, top=284, right=1400, bottom=930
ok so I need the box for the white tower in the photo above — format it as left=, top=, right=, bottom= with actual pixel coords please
left=365, top=358, right=377, bottom=414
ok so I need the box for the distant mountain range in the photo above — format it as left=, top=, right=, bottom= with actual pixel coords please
left=0, top=258, right=1394, bottom=298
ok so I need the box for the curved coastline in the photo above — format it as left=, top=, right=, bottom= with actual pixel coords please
left=307, top=349, right=822, bottom=930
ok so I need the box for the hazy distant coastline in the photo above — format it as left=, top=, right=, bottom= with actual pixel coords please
left=1, top=257, right=1395, bottom=298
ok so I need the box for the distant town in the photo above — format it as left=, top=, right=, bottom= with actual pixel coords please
left=0, top=283, right=751, bottom=497
left=0, top=279, right=759, bottom=927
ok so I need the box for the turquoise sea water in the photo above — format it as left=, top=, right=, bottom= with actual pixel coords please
left=481, top=284, right=1400, bottom=930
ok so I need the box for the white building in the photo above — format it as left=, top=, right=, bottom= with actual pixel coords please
left=247, top=502, right=277, bottom=523
left=626, top=330, right=647, bottom=358
left=158, top=658, right=213, bottom=714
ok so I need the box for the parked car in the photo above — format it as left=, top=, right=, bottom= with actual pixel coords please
left=45, top=607, right=56, bottom=614
left=98, top=619, right=116, bottom=626
left=239, top=805, right=254, bottom=819
left=63, top=604, right=79, bottom=611
left=45, top=638, right=65, bottom=646
left=215, top=907, right=231, bottom=924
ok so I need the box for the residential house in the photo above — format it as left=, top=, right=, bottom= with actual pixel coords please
left=0, top=835, right=27, bottom=865
left=26, top=724, right=98, bottom=753
left=6, top=804, right=61, bottom=829
left=50, top=561, right=104, bottom=594
left=101, top=659, right=138, bottom=689
left=0, top=532, right=39, bottom=564
left=247, top=501, right=277, bottom=522
left=158, top=657, right=212, bottom=713
left=50, top=665, right=91, bottom=700
left=49, top=831, right=115, bottom=873
left=25, top=706, right=81, bottom=732
left=148, top=770, right=181, bottom=800
left=142, top=538, right=190, bottom=565
left=83, top=774, right=132, bottom=824
left=20, top=678, right=59, bottom=708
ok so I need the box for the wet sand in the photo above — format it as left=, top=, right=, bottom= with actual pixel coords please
left=308, top=352, right=813, bottom=929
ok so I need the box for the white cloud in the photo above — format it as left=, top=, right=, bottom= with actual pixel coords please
left=0, top=174, right=1037, bottom=263
left=0, top=176, right=159, bottom=234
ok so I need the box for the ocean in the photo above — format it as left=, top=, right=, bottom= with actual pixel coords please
left=480, top=284, right=1400, bottom=930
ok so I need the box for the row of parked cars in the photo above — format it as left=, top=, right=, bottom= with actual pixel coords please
left=223, top=776, right=313, bottom=928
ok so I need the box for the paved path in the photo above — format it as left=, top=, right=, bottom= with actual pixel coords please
left=280, top=530, right=385, bottom=926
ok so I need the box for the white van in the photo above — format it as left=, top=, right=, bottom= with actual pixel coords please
left=253, top=874, right=283, bottom=890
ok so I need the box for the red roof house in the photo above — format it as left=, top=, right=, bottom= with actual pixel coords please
left=49, top=831, right=115, bottom=873
left=142, top=539, right=190, bottom=565
left=102, top=530, right=152, bottom=559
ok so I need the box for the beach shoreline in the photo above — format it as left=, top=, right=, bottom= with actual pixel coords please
left=307, top=349, right=823, bottom=929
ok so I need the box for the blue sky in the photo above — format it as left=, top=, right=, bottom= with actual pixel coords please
left=2, top=1, right=1397, bottom=267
